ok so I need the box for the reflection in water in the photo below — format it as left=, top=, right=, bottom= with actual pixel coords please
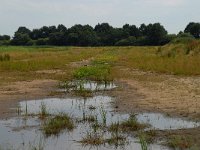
left=59, top=80, right=117, bottom=92
left=0, top=95, right=199, bottom=150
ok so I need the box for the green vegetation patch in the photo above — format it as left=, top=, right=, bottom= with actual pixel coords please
left=166, top=135, right=194, bottom=149
left=43, top=114, right=74, bottom=136
left=109, top=115, right=149, bottom=133
left=73, top=65, right=112, bottom=81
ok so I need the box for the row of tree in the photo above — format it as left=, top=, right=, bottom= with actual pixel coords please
left=0, top=22, right=199, bottom=46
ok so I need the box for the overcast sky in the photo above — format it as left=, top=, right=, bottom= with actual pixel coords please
left=0, top=0, right=199, bottom=36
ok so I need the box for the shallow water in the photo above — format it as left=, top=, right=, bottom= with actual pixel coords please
left=60, top=80, right=117, bottom=92
left=0, top=95, right=199, bottom=150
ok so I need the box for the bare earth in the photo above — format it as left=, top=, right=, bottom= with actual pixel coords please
left=0, top=79, right=57, bottom=119
left=112, top=68, right=200, bottom=121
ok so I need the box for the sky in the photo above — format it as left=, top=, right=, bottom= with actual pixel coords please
left=0, top=0, right=199, bottom=36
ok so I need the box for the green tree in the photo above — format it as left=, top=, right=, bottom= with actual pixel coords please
left=11, top=33, right=31, bottom=45
left=184, top=22, right=200, bottom=38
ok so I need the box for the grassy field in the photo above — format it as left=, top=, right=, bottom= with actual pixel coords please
left=0, top=44, right=200, bottom=86
left=1, top=45, right=200, bottom=149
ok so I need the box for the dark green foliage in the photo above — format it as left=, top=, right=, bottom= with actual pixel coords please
left=3, top=22, right=199, bottom=46
left=0, top=35, right=10, bottom=41
left=184, top=22, right=200, bottom=39
left=35, top=38, right=49, bottom=45
left=115, top=36, right=137, bottom=46
left=11, top=33, right=31, bottom=46
left=67, top=24, right=98, bottom=46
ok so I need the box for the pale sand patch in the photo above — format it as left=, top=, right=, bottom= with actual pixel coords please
left=113, top=69, right=200, bottom=120
left=35, top=69, right=64, bottom=74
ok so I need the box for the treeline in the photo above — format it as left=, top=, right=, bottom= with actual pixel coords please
left=0, top=22, right=199, bottom=46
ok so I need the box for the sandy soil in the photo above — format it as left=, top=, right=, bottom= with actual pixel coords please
left=112, top=69, right=200, bottom=120
left=0, top=79, right=58, bottom=119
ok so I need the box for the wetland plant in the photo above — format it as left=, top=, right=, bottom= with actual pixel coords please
left=139, top=133, right=148, bottom=150
left=106, top=134, right=126, bottom=148
left=81, top=115, right=96, bottom=123
left=43, top=114, right=74, bottom=136
left=108, top=114, right=149, bottom=133
left=120, top=114, right=149, bottom=132
left=39, top=102, right=48, bottom=119
left=107, top=121, right=127, bottom=147
left=73, top=65, right=112, bottom=82
left=167, top=135, right=193, bottom=149
left=25, top=101, right=28, bottom=116
left=100, top=105, right=107, bottom=126
left=80, top=132, right=104, bottom=146
left=16, top=104, right=22, bottom=115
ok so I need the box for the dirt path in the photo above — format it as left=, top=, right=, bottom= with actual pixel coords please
left=113, top=69, right=200, bottom=120
left=0, top=79, right=58, bottom=119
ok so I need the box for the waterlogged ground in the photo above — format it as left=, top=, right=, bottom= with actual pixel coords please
left=0, top=82, right=199, bottom=150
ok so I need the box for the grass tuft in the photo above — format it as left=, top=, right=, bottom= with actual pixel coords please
left=43, top=114, right=74, bottom=136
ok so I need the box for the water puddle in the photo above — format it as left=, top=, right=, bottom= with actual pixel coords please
left=0, top=95, right=199, bottom=149
left=137, top=113, right=200, bottom=130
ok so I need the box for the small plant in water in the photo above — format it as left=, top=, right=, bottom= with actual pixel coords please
left=100, top=105, right=107, bottom=126
left=167, top=135, right=193, bottom=149
left=139, top=133, right=148, bottom=150
left=39, top=102, right=48, bottom=119
left=25, top=101, right=28, bottom=116
left=107, top=121, right=127, bottom=147
left=120, top=114, right=149, bottom=132
left=80, top=132, right=104, bottom=146
left=16, top=104, right=22, bottom=115
left=81, top=115, right=96, bottom=123
left=43, top=114, right=74, bottom=136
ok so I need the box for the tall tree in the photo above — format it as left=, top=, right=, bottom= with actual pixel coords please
left=184, top=22, right=200, bottom=38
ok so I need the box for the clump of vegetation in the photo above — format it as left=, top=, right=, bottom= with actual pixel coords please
left=120, top=114, right=149, bottom=132
left=157, top=39, right=200, bottom=57
left=0, top=54, right=10, bottom=61
left=107, top=121, right=127, bottom=147
left=80, top=132, right=104, bottom=146
left=142, top=129, right=157, bottom=143
left=109, top=114, right=149, bottom=133
left=43, top=114, right=74, bottom=136
left=73, top=65, right=112, bottom=82
left=106, top=134, right=126, bottom=147
left=166, top=135, right=193, bottom=149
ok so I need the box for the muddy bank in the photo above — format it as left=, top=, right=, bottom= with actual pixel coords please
left=0, top=79, right=58, bottom=119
